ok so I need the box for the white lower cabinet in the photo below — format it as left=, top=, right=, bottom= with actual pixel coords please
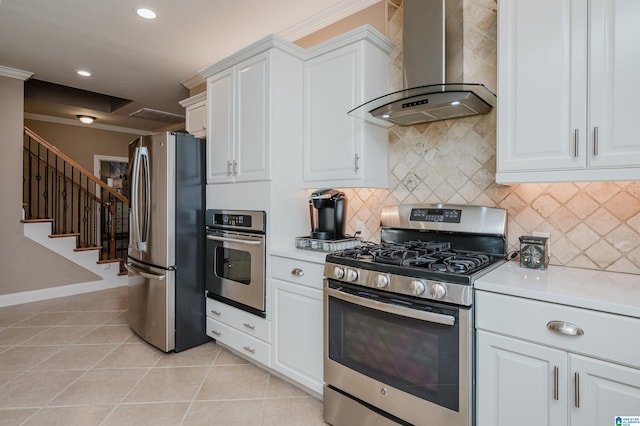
left=205, top=297, right=271, bottom=367
left=271, top=254, right=324, bottom=395
left=476, top=291, right=640, bottom=426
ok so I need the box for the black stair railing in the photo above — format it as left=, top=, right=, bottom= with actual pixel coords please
left=22, top=127, right=129, bottom=271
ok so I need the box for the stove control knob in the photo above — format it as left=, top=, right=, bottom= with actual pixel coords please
left=375, top=274, right=389, bottom=288
left=409, top=280, right=426, bottom=296
left=333, top=267, right=345, bottom=280
left=429, top=283, right=447, bottom=299
left=345, top=268, right=359, bottom=282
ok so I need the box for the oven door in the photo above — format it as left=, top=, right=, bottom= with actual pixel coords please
left=324, top=280, right=472, bottom=426
left=205, top=229, right=266, bottom=317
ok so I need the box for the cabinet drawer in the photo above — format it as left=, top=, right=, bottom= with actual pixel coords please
left=476, top=291, right=640, bottom=368
left=206, top=298, right=271, bottom=343
left=271, top=255, right=325, bottom=290
left=206, top=317, right=271, bottom=367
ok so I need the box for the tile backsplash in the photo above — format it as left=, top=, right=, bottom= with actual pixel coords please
left=342, top=0, right=640, bottom=275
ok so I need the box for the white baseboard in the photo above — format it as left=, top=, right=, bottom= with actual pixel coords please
left=0, top=280, right=126, bottom=308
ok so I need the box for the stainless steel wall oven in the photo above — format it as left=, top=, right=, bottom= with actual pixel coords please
left=323, top=204, right=508, bottom=426
left=205, top=209, right=266, bottom=317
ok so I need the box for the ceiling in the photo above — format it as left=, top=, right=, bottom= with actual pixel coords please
left=0, top=0, right=378, bottom=134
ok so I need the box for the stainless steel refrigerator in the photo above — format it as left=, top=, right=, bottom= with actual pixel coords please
left=126, top=131, right=209, bottom=352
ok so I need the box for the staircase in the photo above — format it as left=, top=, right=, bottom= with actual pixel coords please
left=21, top=126, right=129, bottom=286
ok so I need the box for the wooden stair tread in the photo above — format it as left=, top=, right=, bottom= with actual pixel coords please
left=49, top=233, right=80, bottom=238
left=21, top=218, right=54, bottom=223
left=74, top=246, right=102, bottom=252
left=97, top=258, right=124, bottom=265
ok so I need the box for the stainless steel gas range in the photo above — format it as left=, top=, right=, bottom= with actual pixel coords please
left=323, top=204, right=508, bottom=426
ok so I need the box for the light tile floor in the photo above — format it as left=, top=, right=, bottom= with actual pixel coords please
left=0, top=287, right=327, bottom=425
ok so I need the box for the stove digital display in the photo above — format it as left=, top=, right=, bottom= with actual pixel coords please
left=409, top=208, right=462, bottom=223
left=214, top=213, right=252, bottom=228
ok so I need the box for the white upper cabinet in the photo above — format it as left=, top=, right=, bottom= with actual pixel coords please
left=179, top=92, right=207, bottom=139
left=497, top=0, right=640, bottom=183
left=201, top=37, right=304, bottom=185
left=303, top=26, right=393, bottom=188
left=205, top=52, right=270, bottom=184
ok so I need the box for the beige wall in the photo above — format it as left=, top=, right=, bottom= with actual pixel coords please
left=24, top=120, right=134, bottom=173
left=0, top=76, right=100, bottom=296
left=344, top=0, right=640, bottom=275
left=294, top=2, right=386, bottom=48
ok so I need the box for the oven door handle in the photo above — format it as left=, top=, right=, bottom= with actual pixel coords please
left=206, top=235, right=262, bottom=246
left=325, top=286, right=456, bottom=326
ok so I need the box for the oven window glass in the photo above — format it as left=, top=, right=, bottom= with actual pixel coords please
left=214, top=247, right=252, bottom=285
left=327, top=294, right=460, bottom=411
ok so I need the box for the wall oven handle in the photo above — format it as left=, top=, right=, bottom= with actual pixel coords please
left=206, top=235, right=262, bottom=246
left=125, top=262, right=166, bottom=281
left=325, top=286, right=456, bottom=326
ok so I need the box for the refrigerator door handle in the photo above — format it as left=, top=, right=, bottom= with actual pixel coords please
left=129, top=146, right=142, bottom=250
left=130, top=145, right=150, bottom=252
left=125, top=262, right=166, bottom=281
left=139, top=146, right=150, bottom=252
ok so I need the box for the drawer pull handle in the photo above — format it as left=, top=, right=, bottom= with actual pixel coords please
left=547, top=321, right=584, bottom=336
left=243, top=346, right=256, bottom=354
left=210, top=330, right=221, bottom=336
left=243, top=322, right=256, bottom=330
left=291, top=268, right=304, bottom=277
left=210, top=310, right=221, bottom=316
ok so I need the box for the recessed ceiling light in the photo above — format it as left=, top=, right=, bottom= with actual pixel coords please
left=77, top=70, right=91, bottom=77
left=136, top=8, right=157, bottom=19
left=77, top=115, right=96, bottom=124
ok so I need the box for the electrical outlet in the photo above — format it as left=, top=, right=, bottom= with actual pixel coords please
left=532, top=231, right=551, bottom=257
left=102, top=263, right=111, bottom=270
left=356, top=221, right=366, bottom=237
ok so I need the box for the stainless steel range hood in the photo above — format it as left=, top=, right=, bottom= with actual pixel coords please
left=348, top=0, right=496, bottom=127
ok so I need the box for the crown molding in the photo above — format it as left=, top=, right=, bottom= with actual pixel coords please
left=278, top=0, right=382, bottom=41
left=181, top=73, right=206, bottom=90
left=0, top=65, right=33, bottom=80
left=24, top=113, right=152, bottom=136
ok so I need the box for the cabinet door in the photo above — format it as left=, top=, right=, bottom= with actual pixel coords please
left=570, top=354, right=640, bottom=426
left=477, top=331, right=567, bottom=426
left=304, top=44, right=361, bottom=182
left=272, top=279, right=323, bottom=395
left=207, top=69, right=235, bottom=183
left=588, top=0, right=640, bottom=169
left=236, top=52, right=270, bottom=182
left=497, top=0, right=588, bottom=173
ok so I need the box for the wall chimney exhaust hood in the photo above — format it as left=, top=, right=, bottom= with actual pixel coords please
left=348, top=0, right=496, bottom=127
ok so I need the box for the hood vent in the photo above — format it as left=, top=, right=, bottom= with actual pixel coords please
left=348, top=0, right=496, bottom=127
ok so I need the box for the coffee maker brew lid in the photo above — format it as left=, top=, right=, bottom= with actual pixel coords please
left=309, top=188, right=345, bottom=200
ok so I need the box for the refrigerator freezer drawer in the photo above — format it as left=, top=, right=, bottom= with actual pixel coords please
left=127, top=260, right=175, bottom=352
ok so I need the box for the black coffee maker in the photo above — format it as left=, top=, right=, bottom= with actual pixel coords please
left=309, top=189, right=347, bottom=240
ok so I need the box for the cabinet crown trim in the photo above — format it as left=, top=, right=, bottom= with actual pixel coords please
left=200, top=34, right=306, bottom=78
left=178, top=92, right=206, bottom=107
left=305, top=24, right=394, bottom=59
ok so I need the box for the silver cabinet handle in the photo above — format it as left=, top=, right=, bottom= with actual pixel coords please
left=243, top=346, right=255, bottom=354
left=593, top=126, right=599, bottom=156
left=226, top=161, right=232, bottom=176
left=573, top=129, right=579, bottom=157
left=553, top=366, right=559, bottom=400
left=210, top=309, right=221, bottom=316
left=233, top=160, right=238, bottom=175
left=547, top=321, right=584, bottom=336
left=574, top=372, right=580, bottom=408
left=291, top=268, right=304, bottom=277
left=354, top=153, right=360, bottom=172
left=242, top=322, right=255, bottom=330
left=210, top=329, right=221, bottom=336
